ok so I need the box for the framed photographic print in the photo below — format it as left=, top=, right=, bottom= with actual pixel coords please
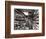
left=5, top=1, right=45, bottom=38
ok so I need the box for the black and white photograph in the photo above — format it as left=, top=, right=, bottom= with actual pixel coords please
left=11, top=5, right=42, bottom=34
left=14, top=9, right=39, bottom=30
